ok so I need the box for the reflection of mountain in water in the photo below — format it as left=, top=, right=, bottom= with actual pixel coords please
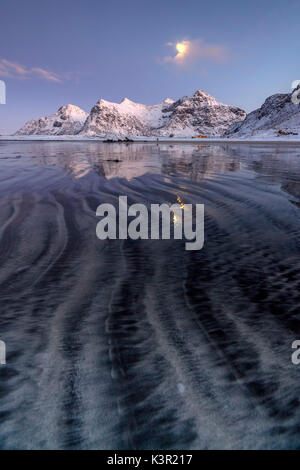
left=223, top=143, right=300, bottom=200
left=1, top=142, right=299, bottom=198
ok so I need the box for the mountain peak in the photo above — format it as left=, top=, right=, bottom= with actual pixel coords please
left=121, top=97, right=135, bottom=105
left=58, top=104, right=86, bottom=114
left=191, top=89, right=219, bottom=102
left=15, top=104, right=88, bottom=136
left=194, top=89, right=209, bottom=96
left=226, top=87, right=300, bottom=137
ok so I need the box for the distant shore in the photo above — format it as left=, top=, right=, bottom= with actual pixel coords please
left=1, top=135, right=300, bottom=144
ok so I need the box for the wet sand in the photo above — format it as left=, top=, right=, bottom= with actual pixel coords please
left=0, top=141, right=299, bottom=449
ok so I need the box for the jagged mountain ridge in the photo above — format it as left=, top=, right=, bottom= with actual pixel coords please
left=81, top=97, right=175, bottom=137
left=16, top=90, right=246, bottom=137
left=156, top=90, right=246, bottom=137
left=81, top=90, right=246, bottom=137
left=226, top=85, right=300, bottom=137
left=15, top=104, right=88, bottom=136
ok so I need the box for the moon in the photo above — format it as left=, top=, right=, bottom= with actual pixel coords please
left=176, top=43, right=187, bottom=54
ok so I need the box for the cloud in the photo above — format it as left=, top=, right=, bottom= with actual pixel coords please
left=31, top=67, right=61, bottom=83
left=0, top=59, right=30, bottom=78
left=0, top=59, right=61, bottom=82
left=162, top=39, right=229, bottom=66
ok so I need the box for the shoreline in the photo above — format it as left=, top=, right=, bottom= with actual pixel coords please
left=1, top=135, right=300, bottom=145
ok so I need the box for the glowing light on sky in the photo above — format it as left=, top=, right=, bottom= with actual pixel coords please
left=176, top=43, right=187, bottom=55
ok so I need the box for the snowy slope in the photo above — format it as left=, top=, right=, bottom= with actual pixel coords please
left=226, top=85, right=300, bottom=138
left=15, top=104, right=88, bottom=136
left=157, top=90, right=246, bottom=137
left=81, top=90, right=245, bottom=138
left=80, top=97, right=175, bottom=137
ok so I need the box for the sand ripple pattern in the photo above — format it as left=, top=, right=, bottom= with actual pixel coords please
left=0, top=141, right=299, bottom=449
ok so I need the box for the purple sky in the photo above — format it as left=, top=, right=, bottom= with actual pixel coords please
left=0, top=0, right=299, bottom=133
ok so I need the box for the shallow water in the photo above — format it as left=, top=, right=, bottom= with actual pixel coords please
left=0, top=141, right=299, bottom=449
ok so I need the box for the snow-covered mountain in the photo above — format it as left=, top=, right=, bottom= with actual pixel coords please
left=226, top=85, right=300, bottom=137
left=15, top=90, right=246, bottom=137
left=15, top=104, right=88, bottom=136
left=156, top=90, right=246, bottom=137
left=81, top=90, right=246, bottom=137
left=80, top=97, right=175, bottom=137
